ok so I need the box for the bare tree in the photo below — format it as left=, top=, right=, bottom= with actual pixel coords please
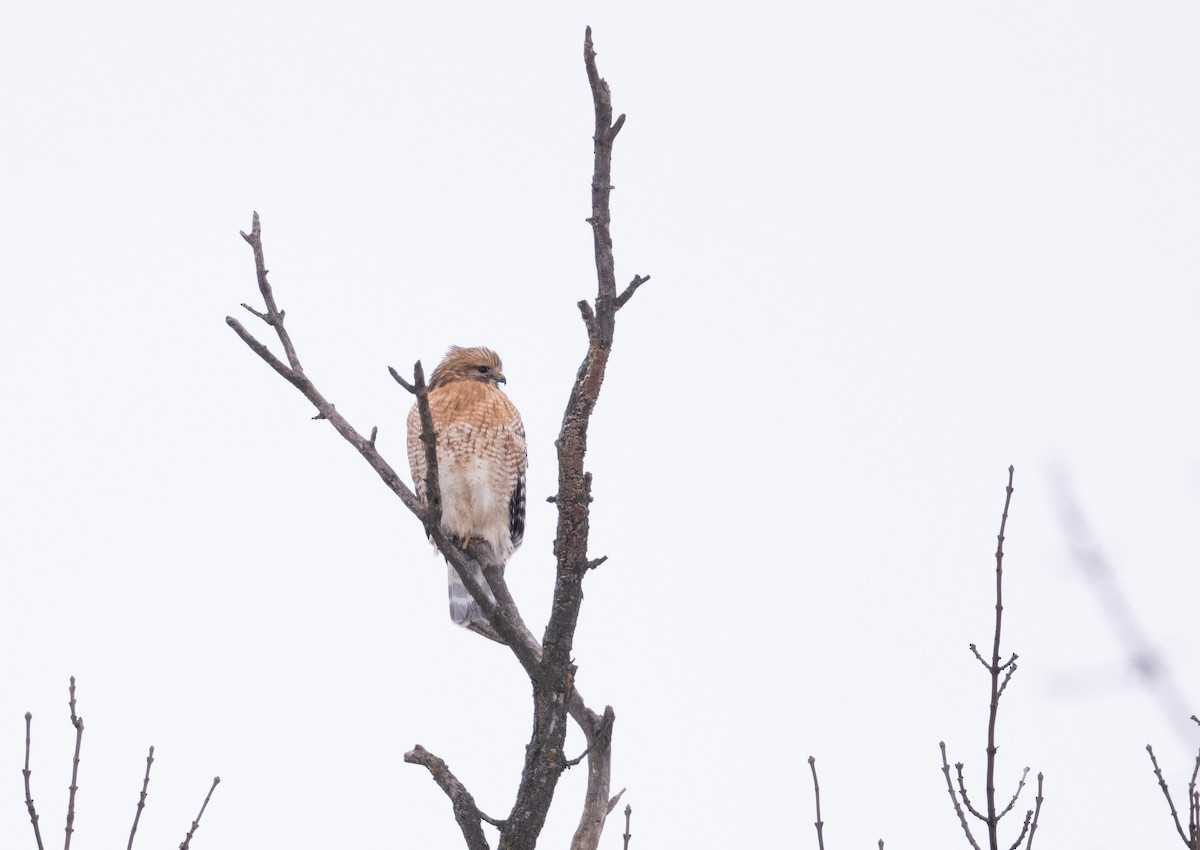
left=226, top=27, right=645, bottom=850
left=939, top=466, right=1044, bottom=850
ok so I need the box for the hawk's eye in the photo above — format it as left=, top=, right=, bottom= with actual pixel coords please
left=476, top=365, right=489, bottom=373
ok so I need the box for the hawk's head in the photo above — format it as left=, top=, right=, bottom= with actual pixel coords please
left=429, top=346, right=507, bottom=389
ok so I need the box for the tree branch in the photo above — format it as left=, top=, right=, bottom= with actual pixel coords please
left=997, top=767, right=1030, bottom=819
left=1023, top=773, right=1043, bottom=850
left=569, top=705, right=616, bottom=850
left=1149, top=743, right=1196, bottom=848
left=1006, top=810, right=1033, bottom=850
left=807, top=756, right=826, bottom=850
left=65, top=676, right=83, bottom=850
left=1191, top=739, right=1200, bottom=850
left=238, top=214, right=301, bottom=371
left=940, top=741, right=982, bottom=850
left=228, top=221, right=576, bottom=675
left=957, top=761, right=986, bottom=821
left=389, top=362, right=442, bottom=532
left=126, top=746, right=154, bottom=850
left=229, top=217, right=547, bottom=670
left=22, top=712, right=45, bottom=850
left=552, top=28, right=642, bottom=850
left=178, top=776, right=220, bottom=850
left=404, top=745, right=492, bottom=850
left=614, top=274, right=648, bottom=311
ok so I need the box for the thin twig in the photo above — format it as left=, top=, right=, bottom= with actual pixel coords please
left=1187, top=724, right=1200, bottom=850
left=1190, top=751, right=1200, bottom=850
left=622, top=804, right=632, bottom=850
left=387, top=365, right=415, bottom=393
left=387, top=361, right=446, bottom=543
left=564, top=747, right=590, bottom=769
left=970, top=643, right=989, bottom=671
left=239, top=212, right=301, bottom=371
left=64, top=677, right=84, bottom=850
left=996, top=657, right=1019, bottom=699
left=127, top=746, right=154, bottom=850
left=940, top=741, right=982, bottom=850
left=412, top=361, right=442, bottom=532
left=807, top=756, right=825, bottom=850
left=178, top=776, right=221, bottom=850
left=957, top=762, right=985, bottom=821
left=1149, top=744, right=1192, bottom=846
left=1024, top=773, right=1043, bottom=849
left=480, top=811, right=507, bottom=829
left=997, top=767, right=1030, bottom=818
left=23, top=712, right=45, bottom=850
left=1006, top=810, right=1033, bottom=850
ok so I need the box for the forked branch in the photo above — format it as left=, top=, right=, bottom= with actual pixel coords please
left=1147, top=742, right=1200, bottom=849
left=226, top=217, right=423, bottom=517
left=940, top=468, right=1042, bottom=850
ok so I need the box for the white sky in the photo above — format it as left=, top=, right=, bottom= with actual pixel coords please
left=2, top=3, right=1198, bottom=848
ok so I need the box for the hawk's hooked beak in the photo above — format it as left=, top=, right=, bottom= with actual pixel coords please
left=495, top=372, right=507, bottom=385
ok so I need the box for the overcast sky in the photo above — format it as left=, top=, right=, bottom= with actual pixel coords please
left=2, top=3, right=1198, bottom=848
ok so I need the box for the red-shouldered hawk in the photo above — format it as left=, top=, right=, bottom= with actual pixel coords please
left=407, top=346, right=527, bottom=640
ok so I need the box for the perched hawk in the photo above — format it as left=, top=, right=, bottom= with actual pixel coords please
left=406, top=346, right=527, bottom=640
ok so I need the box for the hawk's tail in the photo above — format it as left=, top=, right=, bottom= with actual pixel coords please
left=448, top=563, right=503, bottom=643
